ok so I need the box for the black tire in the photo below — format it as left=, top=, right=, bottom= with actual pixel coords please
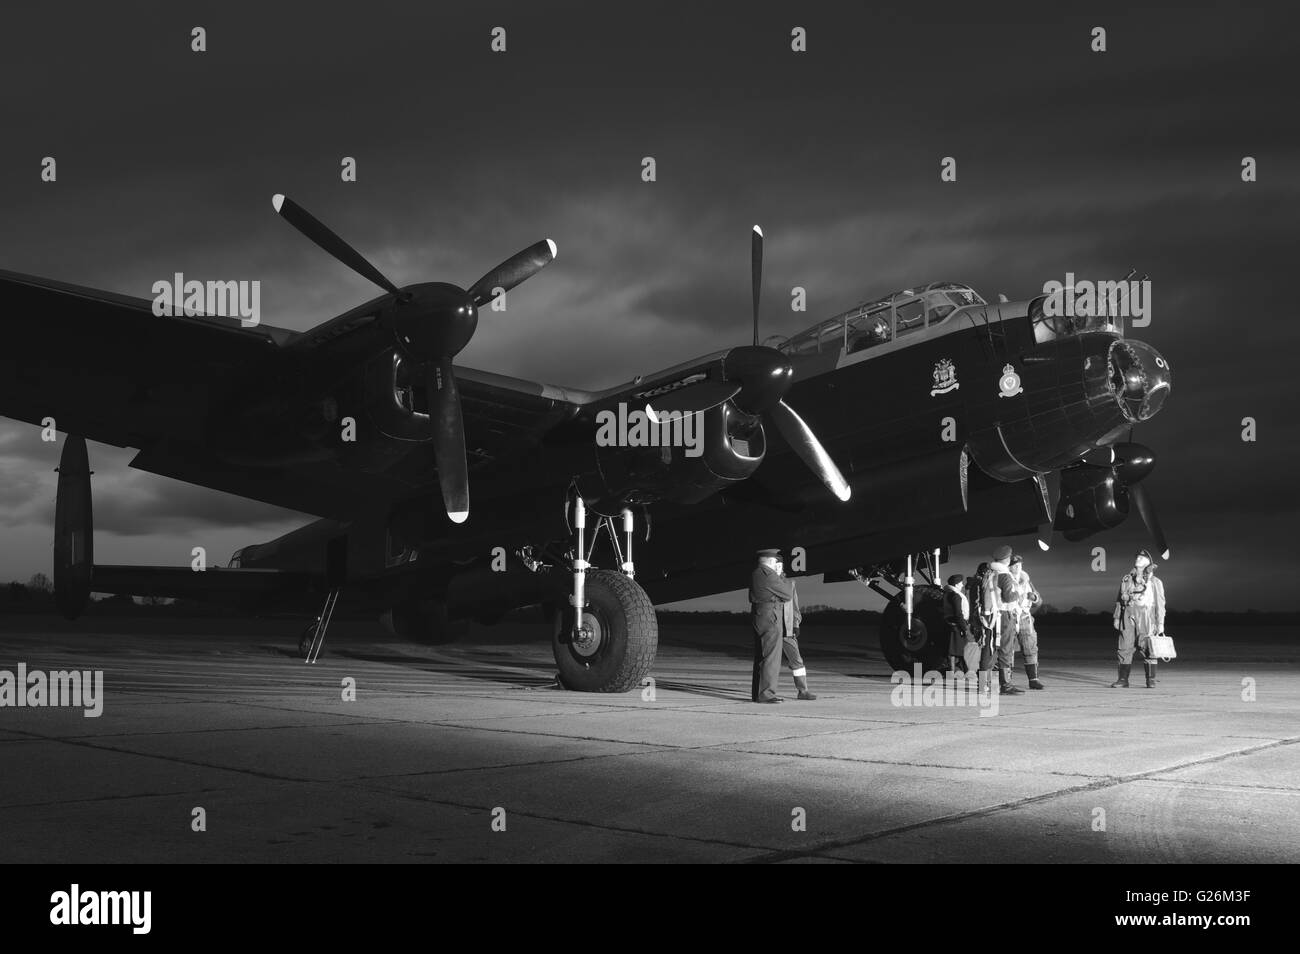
left=878, top=585, right=948, bottom=673
left=298, top=622, right=317, bottom=659
left=552, top=569, right=658, bottom=692
left=380, top=600, right=462, bottom=645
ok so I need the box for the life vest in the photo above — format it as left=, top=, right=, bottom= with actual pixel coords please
left=984, top=561, right=1014, bottom=615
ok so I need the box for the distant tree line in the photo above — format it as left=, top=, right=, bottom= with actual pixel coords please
left=0, top=578, right=233, bottom=617
left=2, top=578, right=1295, bottom=626
left=658, top=607, right=1299, bottom=627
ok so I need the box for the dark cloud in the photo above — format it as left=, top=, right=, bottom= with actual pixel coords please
left=0, top=422, right=301, bottom=536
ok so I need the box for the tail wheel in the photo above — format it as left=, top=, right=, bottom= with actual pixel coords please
left=552, top=569, right=658, bottom=692
left=878, top=585, right=948, bottom=673
left=298, top=622, right=317, bottom=659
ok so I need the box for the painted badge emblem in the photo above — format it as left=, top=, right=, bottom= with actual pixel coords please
left=929, top=358, right=959, bottom=396
left=998, top=363, right=1023, bottom=398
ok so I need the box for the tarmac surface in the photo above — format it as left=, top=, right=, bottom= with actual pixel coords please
left=1, top=618, right=1298, bottom=863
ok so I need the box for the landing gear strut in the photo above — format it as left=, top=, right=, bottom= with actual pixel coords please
left=552, top=498, right=658, bottom=692
left=851, top=548, right=949, bottom=673
left=299, top=587, right=340, bottom=663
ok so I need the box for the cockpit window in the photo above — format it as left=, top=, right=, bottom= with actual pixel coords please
left=845, top=305, right=892, bottom=354
left=895, top=298, right=925, bottom=333
left=944, top=287, right=983, bottom=308
left=781, top=282, right=984, bottom=357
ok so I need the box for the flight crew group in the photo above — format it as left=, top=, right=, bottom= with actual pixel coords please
left=749, top=545, right=1168, bottom=701
left=943, top=545, right=1044, bottom=696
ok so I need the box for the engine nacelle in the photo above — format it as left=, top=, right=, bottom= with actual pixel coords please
left=1055, top=463, right=1128, bottom=541
left=364, top=352, right=433, bottom=442
left=54, top=435, right=93, bottom=620
left=582, top=402, right=765, bottom=509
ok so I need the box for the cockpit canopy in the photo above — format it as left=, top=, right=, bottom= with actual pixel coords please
left=776, top=282, right=985, bottom=357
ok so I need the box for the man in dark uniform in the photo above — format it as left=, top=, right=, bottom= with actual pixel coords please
left=749, top=548, right=792, bottom=703
left=943, top=573, right=977, bottom=674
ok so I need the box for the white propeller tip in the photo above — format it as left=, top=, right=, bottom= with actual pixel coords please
left=546, top=238, right=558, bottom=259
left=752, top=225, right=764, bottom=237
left=271, top=193, right=285, bottom=213
left=644, top=403, right=659, bottom=424
left=1160, top=549, right=1170, bottom=560
left=1037, top=539, right=1051, bottom=552
left=834, top=485, right=851, bottom=502
left=448, top=511, right=469, bottom=524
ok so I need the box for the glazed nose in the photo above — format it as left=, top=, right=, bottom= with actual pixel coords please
left=1108, top=339, right=1172, bottom=422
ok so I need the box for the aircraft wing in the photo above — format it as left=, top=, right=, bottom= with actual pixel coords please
left=0, top=269, right=293, bottom=448
left=124, top=370, right=578, bottom=518
left=0, top=270, right=580, bottom=518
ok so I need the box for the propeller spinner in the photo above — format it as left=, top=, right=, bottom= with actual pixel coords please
left=647, top=225, right=851, bottom=503
left=272, top=194, right=557, bottom=523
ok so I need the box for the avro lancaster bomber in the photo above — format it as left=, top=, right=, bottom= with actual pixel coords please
left=0, top=198, right=1172, bottom=689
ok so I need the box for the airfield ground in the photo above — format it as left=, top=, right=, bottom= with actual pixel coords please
left=1, top=618, right=1297, bottom=863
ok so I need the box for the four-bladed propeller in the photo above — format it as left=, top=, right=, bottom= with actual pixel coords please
left=272, top=194, right=557, bottom=524
left=1037, top=441, right=1169, bottom=559
left=647, top=225, right=851, bottom=502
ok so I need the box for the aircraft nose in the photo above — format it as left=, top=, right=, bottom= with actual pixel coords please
left=1108, top=339, right=1172, bottom=422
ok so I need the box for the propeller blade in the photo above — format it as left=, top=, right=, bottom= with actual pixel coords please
left=646, top=381, right=740, bottom=421
left=1129, top=482, right=1169, bottom=560
left=467, top=239, right=558, bottom=307
left=751, top=225, right=763, bottom=346
left=271, top=194, right=400, bottom=296
left=425, top=357, right=469, bottom=523
left=1034, top=472, right=1058, bottom=551
left=768, top=400, right=851, bottom=502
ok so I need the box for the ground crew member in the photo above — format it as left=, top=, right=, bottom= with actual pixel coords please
left=986, top=545, right=1023, bottom=695
left=778, top=562, right=816, bottom=700
left=1112, top=548, right=1166, bottom=688
left=1010, top=554, right=1045, bottom=689
left=966, top=563, right=996, bottom=697
left=749, top=549, right=791, bottom=703
left=943, top=573, right=977, bottom=674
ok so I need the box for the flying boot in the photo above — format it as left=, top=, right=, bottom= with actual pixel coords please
left=794, top=673, right=817, bottom=700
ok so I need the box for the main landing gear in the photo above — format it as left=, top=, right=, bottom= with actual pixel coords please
left=550, top=499, right=658, bottom=693
left=850, top=548, right=949, bottom=673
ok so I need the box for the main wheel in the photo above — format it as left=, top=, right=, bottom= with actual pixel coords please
left=878, top=585, right=948, bottom=673
left=552, top=569, right=658, bottom=692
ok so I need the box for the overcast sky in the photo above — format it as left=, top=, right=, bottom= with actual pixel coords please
left=1, top=2, right=1296, bottom=611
